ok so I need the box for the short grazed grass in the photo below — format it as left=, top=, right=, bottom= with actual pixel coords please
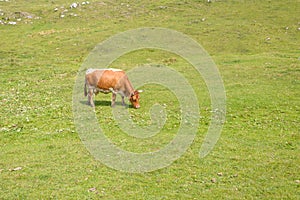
left=0, top=0, right=299, bottom=199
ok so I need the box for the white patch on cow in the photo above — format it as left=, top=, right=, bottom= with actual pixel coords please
left=95, top=88, right=111, bottom=94
left=108, top=88, right=125, bottom=96
left=105, top=68, right=123, bottom=72
left=86, top=68, right=122, bottom=74
left=87, top=85, right=107, bottom=94
left=109, top=87, right=116, bottom=93
left=86, top=68, right=97, bottom=74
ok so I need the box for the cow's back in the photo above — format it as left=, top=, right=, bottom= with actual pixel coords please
left=86, top=69, right=126, bottom=90
left=98, top=69, right=126, bottom=90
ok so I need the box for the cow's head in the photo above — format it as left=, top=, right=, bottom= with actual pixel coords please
left=129, top=90, right=143, bottom=109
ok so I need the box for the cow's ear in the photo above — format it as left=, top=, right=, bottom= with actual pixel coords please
left=137, top=90, right=143, bottom=93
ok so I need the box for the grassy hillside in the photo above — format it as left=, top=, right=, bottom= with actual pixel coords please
left=1, top=0, right=299, bottom=199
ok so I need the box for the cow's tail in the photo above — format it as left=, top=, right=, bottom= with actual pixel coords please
left=84, top=78, right=88, bottom=97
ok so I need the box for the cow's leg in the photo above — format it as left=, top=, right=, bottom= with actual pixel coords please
left=88, top=89, right=95, bottom=107
left=121, top=95, right=125, bottom=106
left=111, top=93, right=116, bottom=107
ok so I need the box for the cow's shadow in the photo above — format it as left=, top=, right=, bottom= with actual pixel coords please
left=94, top=100, right=111, bottom=107
left=80, top=100, right=133, bottom=108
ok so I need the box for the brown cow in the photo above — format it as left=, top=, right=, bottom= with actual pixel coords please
left=84, top=68, right=142, bottom=108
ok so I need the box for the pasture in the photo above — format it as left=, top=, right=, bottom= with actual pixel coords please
left=0, top=0, right=299, bottom=199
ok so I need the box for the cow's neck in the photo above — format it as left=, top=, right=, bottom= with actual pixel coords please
left=124, top=78, right=134, bottom=97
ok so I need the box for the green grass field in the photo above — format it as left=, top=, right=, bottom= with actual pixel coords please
left=1, top=0, right=299, bottom=199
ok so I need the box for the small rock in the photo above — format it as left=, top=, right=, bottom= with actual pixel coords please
left=54, top=8, right=58, bottom=12
left=230, top=174, right=238, bottom=178
left=10, top=167, right=22, bottom=171
left=295, top=180, right=300, bottom=184
left=211, top=178, right=217, bottom=183
left=158, top=6, right=167, bottom=9
left=217, top=172, right=223, bottom=176
left=8, top=21, right=17, bottom=25
left=60, top=15, right=65, bottom=18
left=70, top=3, right=78, bottom=9
left=88, top=187, right=97, bottom=192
